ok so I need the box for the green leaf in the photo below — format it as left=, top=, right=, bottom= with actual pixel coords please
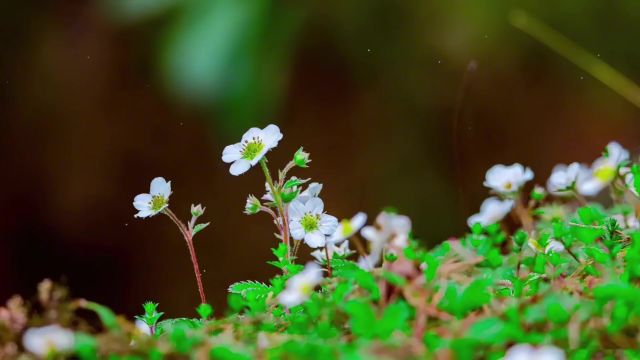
left=81, top=301, right=120, bottom=331
left=74, top=332, right=98, bottom=360
left=466, top=317, right=508, bottom=344
left=193, top=222, right=210, bottom=235
left=228, top=281, right=272, bottom=299
left=343, top=300, right=377, bottom=339
left=377, top=301, right=412, bottom=339
left=631, top=164, right=640, bottom=197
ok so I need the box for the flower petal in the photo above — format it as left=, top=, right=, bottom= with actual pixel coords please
left=289, top=221, right=305, bottom=240
left=304, top=231, right=326, bottom=248
left=241, top=127, right=262, bottom=143
left=135, top=209, right=155, bottom=218
left=150, top=177, right=171, bottom=197
left=319, top=214, right=338, bottom=235
left=230, top=159, right=251, bottom=176
left=305, top=197, right=324, bottom=214
left=261, top=124, right=283, bottom=148
left=222, top=143, right=243, bottom=163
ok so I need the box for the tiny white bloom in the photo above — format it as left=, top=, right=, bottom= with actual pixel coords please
left=360, top=211, right=412, bottom=267
left=484, top=163, right=534, bottom=194
left=467, top=197, right=514, bottom=227
left=222, top=124, right=283, bottom=176
left=311, top=241, right=353, bottom=263
left=288, top=197, right=338, bottom=248
left=135, top=319, right=152, bottom=335
left=357, top=255, right=375, bottom=271
left=504, top=344, right=565, bottom=360
left=278, top=262, right=323, bottom=308
left=329, top=212, right=367, bottom=243
left=545, top=240, right=565, bottom=254
left=23, top=325, right=75, bottom=357
left=546, top=162, right=589, bottom=195
left=133, top=177, right=172, bottom=218
left=578, top=141, right=629, bottom=196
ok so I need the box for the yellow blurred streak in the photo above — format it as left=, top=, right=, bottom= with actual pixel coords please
left=509, top=9, right=640, bottom=109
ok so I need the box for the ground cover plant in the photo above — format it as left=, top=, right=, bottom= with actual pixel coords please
left=2, top=125, right=640, bottom=359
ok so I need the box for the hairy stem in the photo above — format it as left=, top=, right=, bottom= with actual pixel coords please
left=163, top=208, right=207, bottom=304
left=260, top=158, right=291, bottom=260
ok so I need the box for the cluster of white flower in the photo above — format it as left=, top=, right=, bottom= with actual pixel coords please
left=504, top=344, right=565, bottom=360
left=217, top=124, right=420, bottom=308
left=468, top=141, right=637, bottom=229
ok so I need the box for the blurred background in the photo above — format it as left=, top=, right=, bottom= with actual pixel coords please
left=1, top=0, right=640, bottom=317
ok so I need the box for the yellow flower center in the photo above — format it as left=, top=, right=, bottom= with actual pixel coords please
left=594, top=166, right=616, bottom=183
left=301, top=214, right=321, bottom=233
left=150, top=195, right=167, bottom=212
left=242, top=139, right=265, bottom=161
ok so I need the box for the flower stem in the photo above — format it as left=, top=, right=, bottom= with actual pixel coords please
left=324, top=246, right=333, bottom=277
left=163, top=208, right=207, bottom=304
left=260, top=158, right=291, bottom=260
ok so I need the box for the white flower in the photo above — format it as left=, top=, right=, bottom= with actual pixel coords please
left=278, top=262, right=323, bottom=308
left=133, top=177, right=172, bottom=218
left=311, top=241, right=353, bottom=263
left=135, top=319, right=152, bottom=335
left=545, top=240, right=565, bottom=254
left=578, top=141, right=629, bottom=196
left=504, top=344, right=565, bottom=360
left=222, top=124, right=283, bottom=176
left=546, top=162, right=589, bottom=195
left=467, top=197, right=514, bottom=227
left=297, top=182, right=323, bottom=203
left=23, top=325, right=74, bottom=357
left=484, top=163, right=534, bottom=194
left=329, top=212, right=367, bottom=244
left=360, top=211, right=412, bottom=267
left=357, top=255, right=376, bottom=271
left=289, top=197, right=338, bottom=248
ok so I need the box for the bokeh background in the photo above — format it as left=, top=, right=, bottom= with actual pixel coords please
left=1, top=1, right=640, bottom=317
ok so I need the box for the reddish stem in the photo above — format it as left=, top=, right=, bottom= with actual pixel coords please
left=163, top=208, right=207, bottom=304
left=324, top=246, right=333, bottom=277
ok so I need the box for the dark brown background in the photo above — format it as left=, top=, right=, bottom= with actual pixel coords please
left=1, top=1, right=639, bottom=317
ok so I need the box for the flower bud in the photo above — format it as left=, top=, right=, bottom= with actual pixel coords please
left=293, top=147, right=311, bottom=168
left=244, top=195, right=261, bottom=215
left=191, top=204, right=205, bottom=217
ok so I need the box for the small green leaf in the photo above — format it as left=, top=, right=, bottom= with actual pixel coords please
left=193, top=222, right=210, bottom=235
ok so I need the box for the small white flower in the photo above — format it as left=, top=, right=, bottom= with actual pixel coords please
left=311, top=241, right=353, bottom=263
left=484, top=163, right=534, bottom=194
left=357, top=255, right=375, bottom=271
left=545, top=240, right=565, bottom=254
left=133, top=177, right=172, bottom=218
left=23, top=325, right=75, bottom=357
left=467, top=197, right=514, bottom=227
left=360, top=211, right=412, bottom=267
left=135, top=319, right=152, bottom=335
left=278, top=262, right=323, bottom=308
left=504, top=344, right=565, bottom=360
left=547, top=162, right=589, bottom=195
left=578, top=141, right=629, bottom=196
left=222, top=124, right=283, bottom=176
left=289, top=197, right=338, bottom=248
left=329, top=212, right=367, bottom=244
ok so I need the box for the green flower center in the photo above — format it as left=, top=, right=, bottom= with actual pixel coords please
left=340, top=219, right=353, bottom=236
left=242, top=139, right=265, bottom=161
left=301, top=213, right=320, bottom=233
left=594, top=166, right=616, bottom=183
left=503, top=181, right=513, bottom=191
left=150, top=195, right=168, bottom=212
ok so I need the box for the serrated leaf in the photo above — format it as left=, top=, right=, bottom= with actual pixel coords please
left=228, top=281, right=272, bottom=299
